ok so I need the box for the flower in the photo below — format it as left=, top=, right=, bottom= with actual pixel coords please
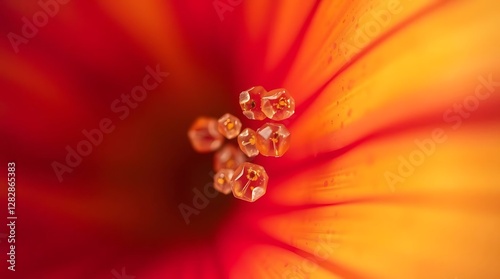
left=1, top=0, right=500, bottom=278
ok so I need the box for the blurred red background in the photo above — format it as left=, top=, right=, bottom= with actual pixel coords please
left=1, top=1, right=500, bottom=279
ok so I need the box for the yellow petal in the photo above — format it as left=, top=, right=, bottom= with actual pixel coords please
left=290, top=0, right=500, bottom=158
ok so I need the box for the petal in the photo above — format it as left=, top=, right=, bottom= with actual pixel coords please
left=289, top=0, right=500, bottom=159
left=284, top=0, right=444, bottom=105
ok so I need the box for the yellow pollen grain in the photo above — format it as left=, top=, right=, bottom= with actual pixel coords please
left=225, top=119, right=235, bottom=130
left=275, top=97, right=289, bottom=110
left=249, top=135, right=256, bottom=145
